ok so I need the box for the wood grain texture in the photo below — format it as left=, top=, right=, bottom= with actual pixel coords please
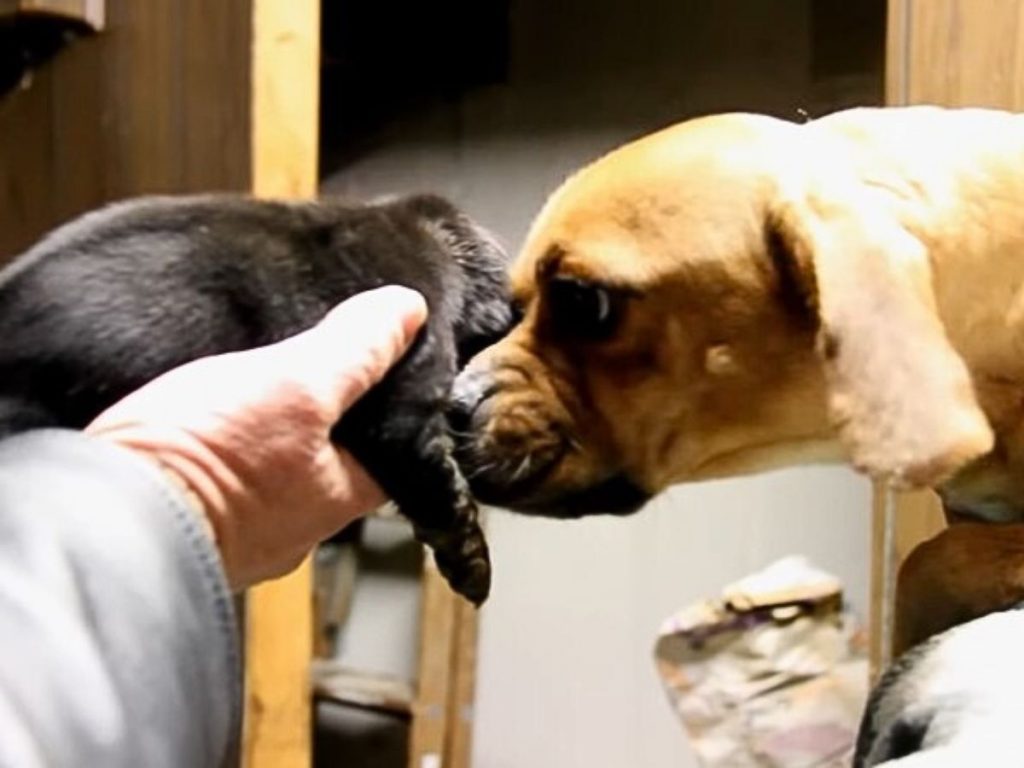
left=0, top=0, right=251, bottom=260
left=242, top=2, right=320, bottom=767
left=251, top=0, right=320, bottom=198
left=0, top=1, right=320, bottom=764
left=408, top=556, right=458, bottom=768
left=243, top=563, right=315, bottom=768
left=885, top=0, right=910, bottom=104
left=444, top=599, right=480, bottom=768
left=904, top=0, right=1024, bottom=109
left=887, top=0, right=1024, bottom=110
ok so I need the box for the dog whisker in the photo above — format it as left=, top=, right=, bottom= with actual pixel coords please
left=511, top=454, right=534, bottom=482
left=466, top=461, right=499, bottom=480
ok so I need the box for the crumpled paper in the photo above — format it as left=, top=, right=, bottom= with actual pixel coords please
left=654, top=556, right=868, bottom=767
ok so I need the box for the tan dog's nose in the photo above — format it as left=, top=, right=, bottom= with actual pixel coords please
left=451, top=350, right=568, bottom=506
left=451, top=343, right=650, bottom=516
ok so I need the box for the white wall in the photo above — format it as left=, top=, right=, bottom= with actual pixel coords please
left=321, top=3, right=882, bottom=765
left=470, top=471, right=869, bottom=768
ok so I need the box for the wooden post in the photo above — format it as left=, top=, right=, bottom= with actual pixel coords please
left=408, top=556, right=459, bottom=768
left=869, top=485, right=944, bottom=679
left=242, top=1, right=320, bottom=767
left=444, top=599, right=480, bottom=768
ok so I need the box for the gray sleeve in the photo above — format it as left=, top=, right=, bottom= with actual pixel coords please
left=0, top=430, right=241, bottom=768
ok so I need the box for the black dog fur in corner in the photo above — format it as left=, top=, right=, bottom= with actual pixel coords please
left=0, top=193, right=514, bottom=605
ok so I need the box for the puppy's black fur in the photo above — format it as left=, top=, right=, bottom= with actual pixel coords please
left=0, top=193, right=513, bottom=604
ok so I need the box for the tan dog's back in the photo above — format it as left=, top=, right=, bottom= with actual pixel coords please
left=811, top=108, right=1024, bottom=518
left=812, top=107, right=1024, bottom=357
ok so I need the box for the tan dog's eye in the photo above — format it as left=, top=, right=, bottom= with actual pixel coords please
left=545, top=277, right=620, bottom=340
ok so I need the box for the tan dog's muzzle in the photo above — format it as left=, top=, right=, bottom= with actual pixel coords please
left=451, top=326, right=651, bottom=516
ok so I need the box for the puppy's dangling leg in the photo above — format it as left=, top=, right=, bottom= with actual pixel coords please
left=401, top=423, right=491, bottom=606
left=334, top=391, right=491, bottom=605
left=332, top=323, right=492, bottom=604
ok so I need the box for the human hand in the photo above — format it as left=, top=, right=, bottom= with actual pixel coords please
left=85, top=286, right=428, bottom=590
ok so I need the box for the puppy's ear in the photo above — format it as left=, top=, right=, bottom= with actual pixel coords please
left=770, top=186, right=992, bottom=487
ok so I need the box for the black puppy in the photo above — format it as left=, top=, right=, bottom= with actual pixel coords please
left=854, top=606, right=1024, bottom=766
left=0, top=193, right=513, bottom=605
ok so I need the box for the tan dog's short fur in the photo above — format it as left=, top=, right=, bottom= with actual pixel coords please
left=454, top=105, right=1024, bottom=521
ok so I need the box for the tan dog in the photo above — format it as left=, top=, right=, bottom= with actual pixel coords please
left=452, top=105, right=1024, bottom=523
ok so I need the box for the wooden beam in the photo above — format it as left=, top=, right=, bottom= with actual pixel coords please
left=244, top=566, right=315, bottom=768
left=250, top=0, right=320, bottom=199
left=884, top=0, right=909, bottom=105
left=444, top=599, right=480, bottom=768
left=242, top=1, right=320, bottom=767
left=901, top=0, right=1024, bottom=109
left=869, top=485, right=945, bottom=679
left=408, top=555, right=458, bottom=768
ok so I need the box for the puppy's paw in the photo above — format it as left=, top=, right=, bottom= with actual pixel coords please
left=436, top=529, right=492, bottom=607
left=417, top=518, right=492, bottom=606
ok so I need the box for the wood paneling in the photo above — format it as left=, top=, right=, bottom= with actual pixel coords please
left=0, top=0, right=251, bottom=260
left=899, top=0, right=1024, bottom=109
left=1, top=2, right=321, bottom=764
left=242, top=2, right=320, bottom=766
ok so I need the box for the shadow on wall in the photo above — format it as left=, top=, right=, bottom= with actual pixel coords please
left=320, top=0, right=884, bottom=173
left=320, top=0, right=885, bottom=243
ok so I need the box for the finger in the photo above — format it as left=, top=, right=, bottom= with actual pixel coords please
left=282, top=286, right=428, bottom=420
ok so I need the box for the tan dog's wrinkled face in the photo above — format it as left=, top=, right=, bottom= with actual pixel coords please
left=452, top=112, right=994, bottom=516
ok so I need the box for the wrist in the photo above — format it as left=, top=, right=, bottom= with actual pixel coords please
left=86, top=423, right=241, bottom=585
left=157, top=464, right=218, bottom=544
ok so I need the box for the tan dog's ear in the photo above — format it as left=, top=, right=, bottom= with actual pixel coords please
left=771, top=186, right=993, bottom=487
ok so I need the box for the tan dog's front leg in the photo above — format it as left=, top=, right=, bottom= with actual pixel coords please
left=894, top=522, right=1024, bottom=657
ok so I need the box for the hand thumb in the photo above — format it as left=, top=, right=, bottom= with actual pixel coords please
left=281, top=286, right=428, bottom=420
